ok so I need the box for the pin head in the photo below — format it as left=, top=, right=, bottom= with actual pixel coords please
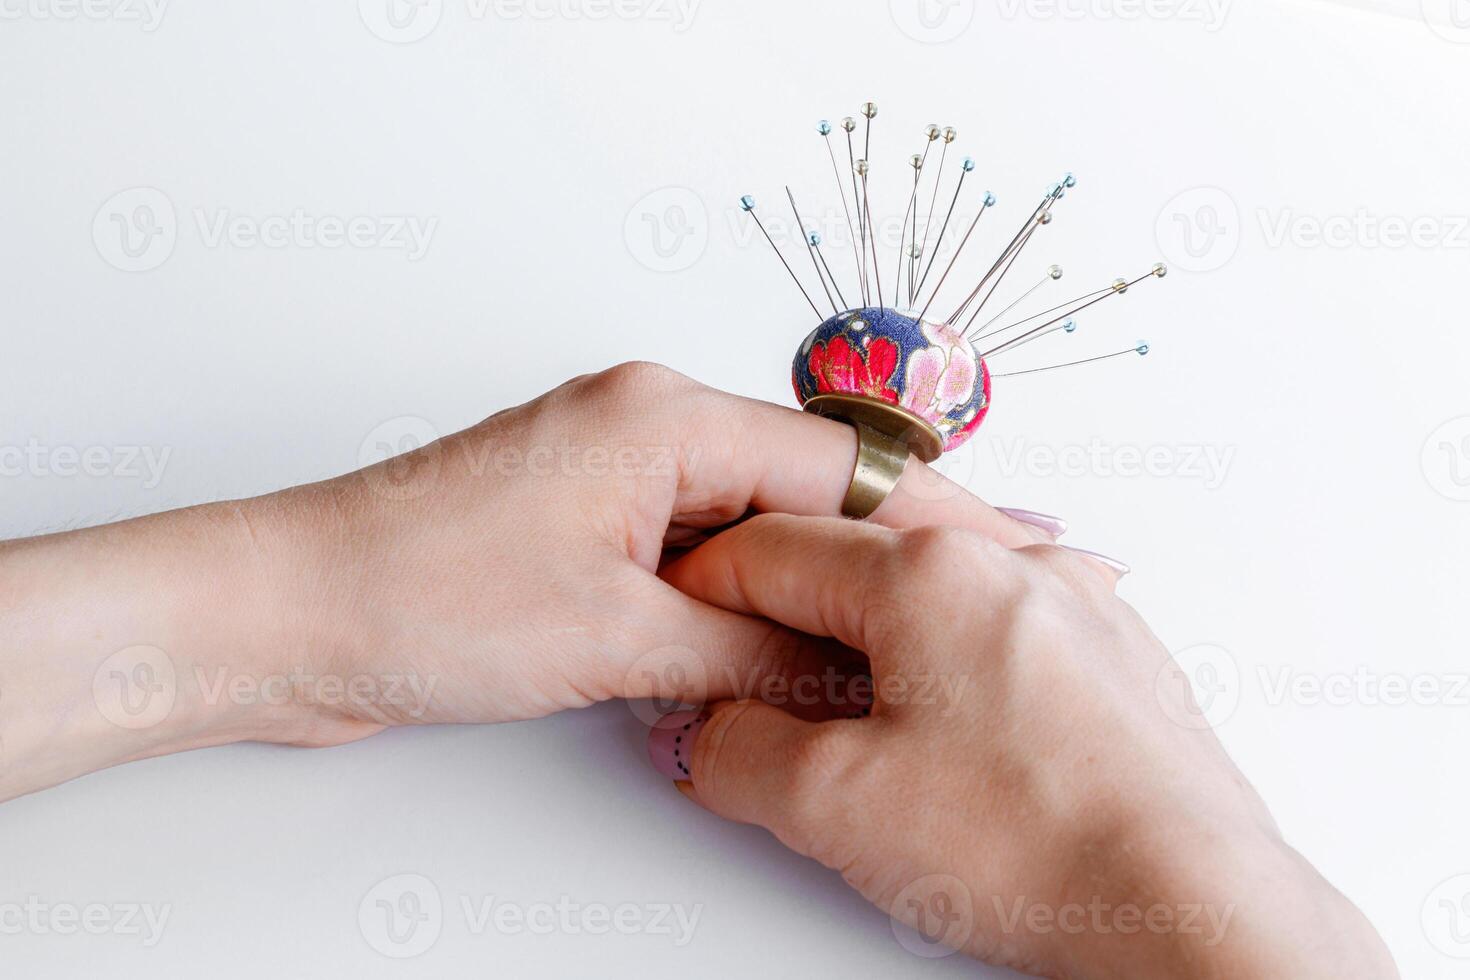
left=739, top=194, right=756, bottom=212
left=762, top=102, right=1167, bottom=449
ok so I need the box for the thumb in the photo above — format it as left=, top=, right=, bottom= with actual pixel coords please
left=646, top=700, right=858, bottom=850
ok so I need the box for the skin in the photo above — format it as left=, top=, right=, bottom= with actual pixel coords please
left=0, top=362, right=1394, bottom=977
left=659, top=515, right=1400, bottom=978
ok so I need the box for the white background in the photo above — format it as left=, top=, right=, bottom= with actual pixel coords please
left=2, top=0, right=1468, bottom=976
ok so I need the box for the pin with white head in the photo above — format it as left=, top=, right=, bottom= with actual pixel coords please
left=912, top=153, right=975, bottom=302
left=817, top=119, right=864, bottom=303
left=914, top=125, right=957, bottom=302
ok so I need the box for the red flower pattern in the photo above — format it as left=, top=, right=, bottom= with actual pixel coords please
left=807, top=335, right=900, bottom=404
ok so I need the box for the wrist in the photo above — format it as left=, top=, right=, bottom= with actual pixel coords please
left=197, top=484, right=394, bottom=743
left=1044, top=819, right=1396, bottom=980
left=0, top=491, right=373, bottom=801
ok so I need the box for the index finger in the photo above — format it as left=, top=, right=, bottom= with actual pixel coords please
left=678, top=381, right=1049, bottom=547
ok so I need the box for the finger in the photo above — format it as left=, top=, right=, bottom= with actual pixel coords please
left=646, top=699, right=867, bottom=856
left=615, top=578, right=872, bottom=722
left=710, top=396, right=1047, bottom=544
left=1016, top=543, right=1127, bottom=592
left=570, top=364, right=1046, bottom=549
left=1061, top=546, right=1130, bottom=585
left=660, top=514, right=1000, bottom=674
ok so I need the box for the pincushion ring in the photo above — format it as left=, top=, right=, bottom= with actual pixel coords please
left=802, top=393, right=941, bottom=520
left=842, top=422, right=909, bottom=519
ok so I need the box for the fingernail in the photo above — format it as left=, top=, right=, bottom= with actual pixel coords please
left=998, top=507, right=1069, bottom=538
left=1064, top=546, right=1130, bottom=577
left=646, top=709, right=710, bottom=782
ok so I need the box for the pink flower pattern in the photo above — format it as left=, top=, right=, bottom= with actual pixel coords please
left=899, top=319, right=978, bottom=427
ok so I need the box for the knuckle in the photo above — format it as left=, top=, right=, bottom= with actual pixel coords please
left=856, top=589, right=916, bottom=651
left=693, top=703, right=860, bottom=843
left=890, top=525, right=992, bottom=584
left=587, top=360, right=691, bottom=402
left=690, top=700, right=758, bottom=795
left=858, top=526, right=1005, bottom=654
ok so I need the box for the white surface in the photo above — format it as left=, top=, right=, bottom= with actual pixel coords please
left=2, top=1, right=1469, bottom=976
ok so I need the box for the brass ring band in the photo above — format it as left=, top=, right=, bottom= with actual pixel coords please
left=841, top=422, right=910, bottom=520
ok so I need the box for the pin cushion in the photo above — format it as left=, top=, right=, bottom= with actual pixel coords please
left=793, top=307, right=991, bottom=462
left=740, top=101, right=1167, bottom=517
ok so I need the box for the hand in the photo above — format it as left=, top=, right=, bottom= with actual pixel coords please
left=285, top=361, right=1056, bottom=727
left=0, top=362, right=1054, bottom=800
left=652, top=515, right=1398, bottom=979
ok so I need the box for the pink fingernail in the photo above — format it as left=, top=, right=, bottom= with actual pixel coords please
left=1064, top=546, right=1130, bottom=577
left=997, top=507, right=1068, bottom=538
left=646, top=709, right=710, bottom=782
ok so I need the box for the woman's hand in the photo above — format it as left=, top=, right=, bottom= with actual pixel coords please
left=283, top=361, right=1057, bottom=726
left=0, top=362, right=1056, bottom=801
left=651, top=514, right=1398, bottom=980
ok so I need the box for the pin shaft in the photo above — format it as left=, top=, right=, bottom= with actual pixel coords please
left=990, top=345, right=1146, bottom=378
left=747, top=207, right=823, bottom=321
left=787, top=186, right=839, bottom=317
